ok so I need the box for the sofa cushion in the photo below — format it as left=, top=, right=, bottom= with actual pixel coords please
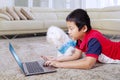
left=86, top=8, right=103, bottom=12
left=91, top=19, right=120, bottom=35
left=102, top=6, right=120, bottom=11
left=6, top=7, right=20, bottom=20
left=33, top=13, right=57, bottom=20
left=3, top=11, right=14, bottom=21
left=14, top=7, right=27, bottom=20
left=44, top=20, right=66, bottom=29
left=91, top=19, right=120, bottom=31
left=21, top=8, right=35, bottom=20
left=0, top=18, right=8, bottom=21
left=56, top=12, right=69, bottom=20
left=0, top=8, right=14, bottom=20
left=30, top=7, right=55, bottom=12
left=0, top=13, right=10, bottom=20
left=99, top=12, right=120, bottom=19
left=87, top=12, right=100, bottom=19
left=0, top=20, right=44, bottom=30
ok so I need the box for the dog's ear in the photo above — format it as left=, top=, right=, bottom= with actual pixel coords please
left=58, top=37, right=64, bottom=43
left=58, top=33, right=68, bottom=44
left=47, top=26, right=70, bottom=46
left=46, top=27, right=62, bottom=46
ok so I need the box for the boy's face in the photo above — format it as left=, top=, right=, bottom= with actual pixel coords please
left=66, top=21, right=86, bottom=41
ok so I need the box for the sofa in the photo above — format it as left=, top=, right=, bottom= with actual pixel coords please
left=0, top=6, right=120, bottom=37
left=0, top=7, right=72, bottom=36
left=86, top=6, right=120, bottom=35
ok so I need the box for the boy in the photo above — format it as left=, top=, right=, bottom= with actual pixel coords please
left=43, top=9, right=120, bottom=69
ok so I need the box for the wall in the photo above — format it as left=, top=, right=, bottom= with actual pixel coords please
left=15, top=0, right=28, bottom=7
left=0, top=0, right=14, bottom=8
left=10, top=0, right=82, bottom=9
left=70, top=0, right=81, bottom=9
left=1, top=0, right=120, bottom=9
left=85, top=0, right=99, bottom=8
left=53, top=0, right=66, bottom=9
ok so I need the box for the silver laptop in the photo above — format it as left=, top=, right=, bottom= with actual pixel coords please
left=9, top=43, right=56, bottom=76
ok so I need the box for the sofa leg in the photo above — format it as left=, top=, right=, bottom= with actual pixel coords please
left=12, top=35, right=18, bottom=39
left=34, top=33, right=37, bottom=36
left=2, top=35, right=9, bottom=39
left=1, top=35, right=18, bottom=39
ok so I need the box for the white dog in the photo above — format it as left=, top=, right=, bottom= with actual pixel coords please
left=46, top=26, right=76, bottom=57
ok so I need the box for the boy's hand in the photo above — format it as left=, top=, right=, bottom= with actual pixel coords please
left=41, top=55, right=57, bottom=61
left=44, top=60, right=60, bottom=68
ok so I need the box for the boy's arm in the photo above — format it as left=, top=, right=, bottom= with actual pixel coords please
left=41, top=48, right=82, bottom=62
left=45, top=49, right=97, bottom=69
left=46, top=56, right=97, bottom=69
left=56, top=48, right=82, bottom=62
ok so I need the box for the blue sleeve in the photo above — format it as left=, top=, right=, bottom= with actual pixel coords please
left=86, top=38, right=102, bottom=58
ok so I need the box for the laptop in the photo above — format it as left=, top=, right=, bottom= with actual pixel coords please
left=9, top=43, right=56, bottom=76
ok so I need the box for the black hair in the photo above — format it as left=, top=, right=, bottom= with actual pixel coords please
left=66, top=9, right=92, bottom=32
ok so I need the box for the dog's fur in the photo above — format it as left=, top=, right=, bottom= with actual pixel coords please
left=47, top=26, right=75, bottom=57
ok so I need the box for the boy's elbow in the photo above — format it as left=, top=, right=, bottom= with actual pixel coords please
left=83, top=57, right=96, bottom=70
left=85, top=65, right=93, bottom=70
left=83, top=63, right=94, bottom=70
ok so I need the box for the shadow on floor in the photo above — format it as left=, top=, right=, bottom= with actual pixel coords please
left=0, top=33, right=46, bottom=39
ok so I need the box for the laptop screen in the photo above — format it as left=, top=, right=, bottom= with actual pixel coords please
left=9, top=43, right=24, bottom=71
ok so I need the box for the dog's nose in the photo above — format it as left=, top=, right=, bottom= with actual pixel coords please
left=55, top=46, right=58, bottom=48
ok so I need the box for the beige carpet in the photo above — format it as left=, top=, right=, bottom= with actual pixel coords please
left=0, top=36, right=120, bottom=80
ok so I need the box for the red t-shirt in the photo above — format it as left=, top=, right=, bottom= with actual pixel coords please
left=76, top=29, right=120, bottom=61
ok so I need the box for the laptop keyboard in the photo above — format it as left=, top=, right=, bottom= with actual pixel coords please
left=25, top=61, right=44, bottom=73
